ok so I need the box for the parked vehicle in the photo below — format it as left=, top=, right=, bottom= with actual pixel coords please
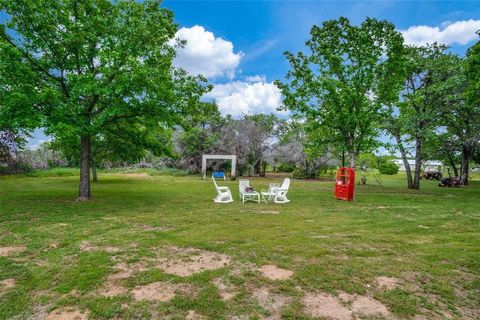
left=421, top=170, right=442, bottom=181
left=439, top=177, right=460, bottom=187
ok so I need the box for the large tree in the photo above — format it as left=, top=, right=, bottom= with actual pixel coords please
left=272, top=119, right=334, bottom=178
left=460, top=34, right=480, bottom=184
left=383, top=45, right=465, bottom=189
left=175, top=102, right=222, bottom=173
left=212, top=114, right=278, bottom=176
left=276, top=17, right=406, bottom=168
left=51, top=124, right=173, bottom=181
left=423, top=133, right=461, bottom=178
left=0, top=0, right=206, bottom=199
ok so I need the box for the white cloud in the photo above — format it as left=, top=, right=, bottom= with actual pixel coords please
left=205, top=81, right=286, bottom=117
left=244, top=75, right=266, bottom=82
left=401, top=19, right=480, bottom=46
left=172, top=25, right=243, bottom=79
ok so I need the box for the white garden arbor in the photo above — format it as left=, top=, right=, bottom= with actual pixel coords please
left=202, top=154, right=237, bottom=179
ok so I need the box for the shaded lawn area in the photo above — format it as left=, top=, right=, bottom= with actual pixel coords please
left=0, top=172, right=479, bottom=319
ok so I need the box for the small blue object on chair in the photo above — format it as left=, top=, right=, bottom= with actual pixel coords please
left=212, top=171, right=226, bottom=180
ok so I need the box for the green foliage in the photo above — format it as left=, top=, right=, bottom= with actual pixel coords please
left=0, top=161, right=33, bottom=175
left=275, top=119, right=332, bottom=177
left=0, top=0, right=207, bottom=197
left=358, top=153, right=379, bottom=169
left=292, top=167, right=311, bottom=178
left=119, top=167, right=189, bottom=177
left=219, top=113, right=279, bottom=176
left=277, top=162, right=295, bottom=173
left=276, top=17, right=406, bottom=166
left=379, top=161, right=399, bottom=175
left=465, top=36, right=480, bottom=112
left=381, top=44, right=465, bottom=189
left=473, top=146, right=480, bottom=165
left=24, top=168, right=80, bottom=177
left=176, top=102, right=222, bottom=173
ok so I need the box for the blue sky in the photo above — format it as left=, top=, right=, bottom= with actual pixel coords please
left=163, top=0, right=480, bottom=117
left=15, top=1, right=480, bottom=148
left=165, top=0, right=480, bottom=81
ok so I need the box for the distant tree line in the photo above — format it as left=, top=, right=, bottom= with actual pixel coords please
left=1, top=0, right=479, bottom=198
left=276, top=18, right=480, bottom=189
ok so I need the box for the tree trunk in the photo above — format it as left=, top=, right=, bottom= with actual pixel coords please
left=460, top=145, right=471, bottom=185
left=348, top=152, right=356, bottom=201
left=394, top=133, right=414, bottom=189
left=413, top=137, right=422, bottom=190
left=91, top=158, right=98, bottom=182
left=78, top=136, right=91, bottom=200
left=446, top=153, right=459, bottom=177
left=255, top=156, right=262, bottom=175
left=348, top=152, right=355, bottom=168
left=260, top=160, right=267, bottom=177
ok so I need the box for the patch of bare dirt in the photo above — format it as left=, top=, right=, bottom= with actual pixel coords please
left=79, top=241, right=119, bottom=253
left=141, top=225, right=173, bottom=231
left=375, top=276, right=398, bottom=290
left=230, top=261, right=257, bottom=277
left=303, top=292, right=353, bottom=320
left=350, top=296, right=390, bottom=317
left=258, top=265, right=293, bottom=280
left=107, top=262, right=147, bottom=281
left=258, top=210, right=279, bottom=215
left=47, top=243, right=59, bottom=250
left=35, top=260, right=47, bottom=267
left=304, top=291, right=392, bottom=319
left=337, top=292, right=356, bottom=303
left=186, top=310, right=204, bottom=320
left=253, top=286, right=291, bottom=319
left=212, top=277, right=237, bottom=301
left=69, top=289, right=80, bottom=297
left=156, top=246, right=230, bottom=277
left=46, top=307, right=88, bottom=320
left=98, top=283, right=128, bottom=297
left=311, top=235, right=329, bottom=239
left=132, top=282, right=176, bottom=302
left=132, top=281, right=194, bottom=302
left=31, top=305, right=50, bottom=320
left=0, top=245, right=26, bottom=256
left=120, top=173, right=152, bottom=179
left=0, top=278, right=15, bottom=290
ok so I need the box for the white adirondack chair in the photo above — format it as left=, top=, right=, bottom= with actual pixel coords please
left=212, top=177, right=233, bottom=203
left=238, top=179, right=250, bottom=199
left=261, top=178, right=291, bottom=204
left=239, top=179, right=260, bottom=204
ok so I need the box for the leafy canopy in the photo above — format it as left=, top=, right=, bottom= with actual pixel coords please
left=276, top=17, right=406, bottom=165
left=0, top=0, right=207, bottom=153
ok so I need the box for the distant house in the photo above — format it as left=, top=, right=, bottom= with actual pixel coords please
left=424, top=160, right=444, bottom=172
left=393, top=159, right=443, bottom=172
left=393, top=159, right=416, bottom=171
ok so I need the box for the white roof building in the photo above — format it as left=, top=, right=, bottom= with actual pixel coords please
left=393, top=159, right=443, bottom=172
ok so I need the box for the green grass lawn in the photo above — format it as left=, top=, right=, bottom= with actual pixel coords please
left=0, top=171, right=479, bottom=319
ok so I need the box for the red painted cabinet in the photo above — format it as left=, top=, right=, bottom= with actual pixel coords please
left=334, top=167, right=355, bottom=201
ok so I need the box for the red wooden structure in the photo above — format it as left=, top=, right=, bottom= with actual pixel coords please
left=334, top=167, right=355, bottom=201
